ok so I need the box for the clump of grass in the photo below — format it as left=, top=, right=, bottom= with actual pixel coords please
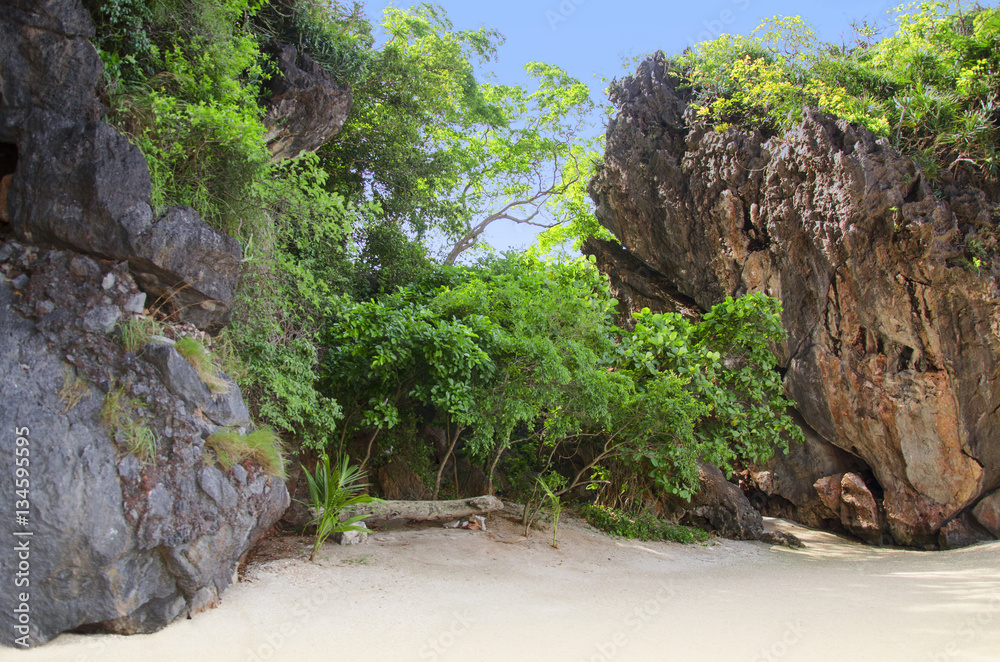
left=101, top=381, right=157, bottom=464
left=175, top=337, right=229, bottom=394
left=205, top=428, right=242, bottom=470
left=100, top=381, right=131, bottom=429
left=58, top=368, right=90, bottom=412
left=211, top=330, right=248, bottom=383
left=121, top=419, right=158, bottom=464
left=206, top=426, right=286, bottom=478
left=580, top=504, right=709, bottom=544
left=119, top=315, right=164, bottom=352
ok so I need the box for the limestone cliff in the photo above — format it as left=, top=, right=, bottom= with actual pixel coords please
left=588, top=52, right=1000, bottom=547
left=0, top=0, right=298, bottom=646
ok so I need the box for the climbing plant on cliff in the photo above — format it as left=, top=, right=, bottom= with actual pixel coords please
left=617, top=294, right=801, bottom=495
left=674, top=3, right=1000, bottom=184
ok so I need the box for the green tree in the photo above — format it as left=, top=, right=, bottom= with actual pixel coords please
left=318, top=5, right=598, bottom=264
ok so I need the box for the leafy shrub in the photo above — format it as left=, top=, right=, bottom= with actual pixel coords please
left=253, top=0, right=374, bottom=83
left=320, top=254, right=798, bottom=505
left=229, top=308, right=342, bottom=451
left=619, top=293, right=802, bottom=498
left=580, top=504, right=708, bottom=544
left=670, top=4, right=1000, bottom=183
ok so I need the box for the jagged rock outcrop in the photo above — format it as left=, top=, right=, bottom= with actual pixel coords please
left=0, top=0, right=103, bottom=120
left=263, top=43, right=352, bottom=161
left=972, top=490, right=1000, bottom=537
left=0, top=243, right=288, bottom=646
left=1, top=0, right=242, bottom=331
left=937, top=512, right=993, bottom=550
left=814, top=473, right=883, bottom=545
left=128, top=206, right=243, bottom=333
left=589, top=52, right=1000, bottom=546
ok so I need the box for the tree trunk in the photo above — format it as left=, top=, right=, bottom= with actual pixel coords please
left=342, top=495, right=504, bottom=525
left=433, top=422, right=463, bottom=500
left=357, top=427, right=381, bottom=473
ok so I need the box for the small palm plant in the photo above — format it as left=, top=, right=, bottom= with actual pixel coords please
left=537, top=473, right=565, bottom=549
left=301, top=454, right=381, bottom=562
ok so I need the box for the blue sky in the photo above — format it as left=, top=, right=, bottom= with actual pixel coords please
left=367, top=0, right=901, bottom=254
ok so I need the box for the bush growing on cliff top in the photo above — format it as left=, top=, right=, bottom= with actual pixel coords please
left=670, top=3, right=1000, bottom=185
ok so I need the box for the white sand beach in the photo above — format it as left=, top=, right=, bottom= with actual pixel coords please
left=20, top=515, right=1000, bottom=662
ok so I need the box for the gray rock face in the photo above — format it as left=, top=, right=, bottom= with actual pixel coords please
left=8, top=115, right=156, bottom=257
left=589, top=52, right=1000, bottom=546
left=0, top=0, right=242, bottom=332
left=0, top=0, right=291, bottom=647
left=0, top=244, right=288, bottom=648
left=6, top=114, right=241, bottom=331
left=263, top=43, right=352, bottom=161
left=143, top=341, right=251, bottom=428
left=0, top=0, right=101, bottom=119
left=129, top=206, right=242, bottom=332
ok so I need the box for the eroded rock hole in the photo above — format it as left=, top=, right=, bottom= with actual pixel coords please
left=897, top=345, right=915, bottom=372
left=0, top=143, right=17, bottom=177
left=903, top=174, right=923, bottom=204
left=0, top=142, right=17, bottom=224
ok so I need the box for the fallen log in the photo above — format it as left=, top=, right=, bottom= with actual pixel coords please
left=343, top=495, right=504, bottom=525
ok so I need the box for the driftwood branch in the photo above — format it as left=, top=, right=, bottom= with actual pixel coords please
left=343, top=495, right=504, bottom=525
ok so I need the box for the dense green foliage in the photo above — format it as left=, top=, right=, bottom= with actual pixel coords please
left=673, top=3, right=1000, bottom=183
left=86, top=0, right=806, bottom=522
left=321, top=255, right=800, bottom=502
left=580, top=504, right=709, bottom=544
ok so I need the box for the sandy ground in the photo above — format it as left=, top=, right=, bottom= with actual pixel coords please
left=19, top=512, right=1000, bottom=662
